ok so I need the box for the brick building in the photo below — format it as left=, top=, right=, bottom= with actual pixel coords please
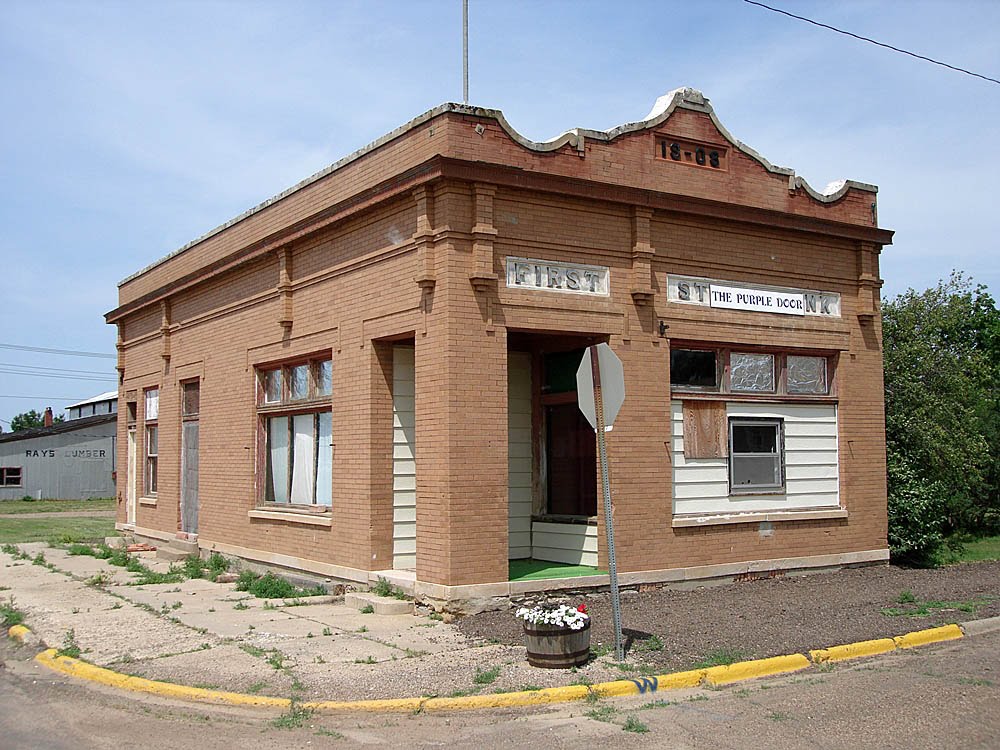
left=107, top=88, right=892, bottom=610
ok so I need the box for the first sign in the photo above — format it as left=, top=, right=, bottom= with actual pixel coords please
left=506, top=257, right=610, bottom=297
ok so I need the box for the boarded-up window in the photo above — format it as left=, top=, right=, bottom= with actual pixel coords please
left=682, top=400, right=727, bottom=459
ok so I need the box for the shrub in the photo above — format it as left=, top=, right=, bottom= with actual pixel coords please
left=887, top=453, right=947, bottom=566
left=235, top=570, right=258, bottom=592
left=249, top=573, right=298, bottom=600
left=181, top=555, right=205, bottom=579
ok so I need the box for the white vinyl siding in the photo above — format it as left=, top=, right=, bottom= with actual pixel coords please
left=508, top=352, right=533, bottom=559
left=531, top=521, right=598, bottom=567
left=392, top=346, right=417, bottom=570
left=672, top=401, right=840, bottom=516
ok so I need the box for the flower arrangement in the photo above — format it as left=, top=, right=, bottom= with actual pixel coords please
left=515, top=602, right=590, bottom=630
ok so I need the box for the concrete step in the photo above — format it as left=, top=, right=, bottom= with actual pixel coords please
left=345, top=592, right=413, bottom=615
left=156, top=538, right=199, bottom=562
left=155, top=547, right=191, bottom=562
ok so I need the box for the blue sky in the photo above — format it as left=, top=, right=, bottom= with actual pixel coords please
left=1, top=0, right=997, bottom=427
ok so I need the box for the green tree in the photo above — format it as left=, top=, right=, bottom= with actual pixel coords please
left=9, top=409, right=64, bottom=432
left=883, top=272, right=999, bottom=564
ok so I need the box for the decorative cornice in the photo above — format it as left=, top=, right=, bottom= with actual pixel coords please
left=118, top=88, right=879, bottom=290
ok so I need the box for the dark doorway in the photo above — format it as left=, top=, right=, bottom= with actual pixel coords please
left=545, top=402, right=597, bottom=516
left=542, top=348, right=597, bottom=517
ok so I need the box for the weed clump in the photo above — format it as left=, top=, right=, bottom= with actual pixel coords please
left=235, top=570, right=325, bottom=599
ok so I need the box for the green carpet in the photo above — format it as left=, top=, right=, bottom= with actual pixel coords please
left=508, top=559, right=606, bottom=581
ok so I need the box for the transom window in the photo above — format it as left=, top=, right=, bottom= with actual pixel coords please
left=1, top=467, right=22, bottom=487
left=670, top=347, right=830, bottom=396
left=729, top=418, right=784, bottom=492
left=258, top=356, right=333, bottom=507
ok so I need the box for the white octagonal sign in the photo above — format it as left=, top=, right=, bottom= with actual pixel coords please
left=576, top=343, right=626, bottom=430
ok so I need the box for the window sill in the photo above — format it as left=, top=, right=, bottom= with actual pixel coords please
left=672, top=508, right=847, bottom=528
left=247, top=509, right=333, bottom=527
left=139, top=497, right=157, bottom=507
left=672, top=391, right=837, bottom=404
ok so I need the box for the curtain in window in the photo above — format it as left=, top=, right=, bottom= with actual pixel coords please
left=290, top=414, right=316, bottom=503
left=315, top=412, right=333, bottom=506
left=268, top=416, right=289, bottom=503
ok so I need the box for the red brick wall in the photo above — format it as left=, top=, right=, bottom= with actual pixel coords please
left=114, top=101, right=888, bottom=588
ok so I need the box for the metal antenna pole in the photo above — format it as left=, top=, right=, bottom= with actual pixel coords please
left=590, top=346, right=624, bottom=662
left=462, top=0, right=469, bottom=103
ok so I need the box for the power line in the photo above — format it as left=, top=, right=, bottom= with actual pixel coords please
left=0, top=362, right=114, bottom=376
left=0, top=395, right=85, bottom=400
left=0, top=343, right=116, bottom=359
left=0, top=369, right=115, bottom=383
left=744, top=0, right=1000, bottom=86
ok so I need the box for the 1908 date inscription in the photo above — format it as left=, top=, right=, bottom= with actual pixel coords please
left=657, top=137, right=726, bottom=170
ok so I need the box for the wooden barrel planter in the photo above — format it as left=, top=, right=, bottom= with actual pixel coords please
left=523, top=621, right=591, bottom=668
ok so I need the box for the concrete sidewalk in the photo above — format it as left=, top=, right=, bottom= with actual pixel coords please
left=1, top=543, right=629, bottom=701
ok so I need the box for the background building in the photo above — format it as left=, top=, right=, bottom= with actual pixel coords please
left=0, top=397, right=117, bottom=500
left=107, top=88, right=892, bottom=610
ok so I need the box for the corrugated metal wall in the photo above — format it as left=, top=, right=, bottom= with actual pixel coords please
left=0, top=421, right=117, bottom=500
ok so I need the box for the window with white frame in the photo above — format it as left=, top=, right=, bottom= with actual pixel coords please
left=1, top=467, right=22, bottom=487
left=729, top=418, right=784, bottom=493
left=144, top=388, right=159, bottom=495
left=258, top=357, right=333, bottom=507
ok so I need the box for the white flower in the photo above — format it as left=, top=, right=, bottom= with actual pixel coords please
left=515, top=603, right=590, bottom=629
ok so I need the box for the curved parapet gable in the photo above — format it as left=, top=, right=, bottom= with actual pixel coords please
left=479, top=86, right=876, bottom=203
left=115, top=87, right=882, bottom=298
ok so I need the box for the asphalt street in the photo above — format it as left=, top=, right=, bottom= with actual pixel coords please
left=2, top=624, right=997, bottom=749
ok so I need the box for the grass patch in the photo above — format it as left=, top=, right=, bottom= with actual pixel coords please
left=57, top=629, right=82, bottom=659
left=881, top=597, right=990, bottom=617
left=234, top=571, right=325, bottom=599
left=622, top=715, right=649, bottom=733
left=0, top=517, right=115, bottom=544
left=631, top=634, right=664, bottom=653
left=690, top=648, right=748, bottom=669
left=314, top=728, right=344, bottom=738
left=360, top=604, right=374, bottom=614
left=637, top=699, right=672, bottom=710
left=0, top=498, right=114, bottom=515
left=948, top=535, right=1000, bottom=563
left=271, top=701, right=312, bottom=730
left=1, top=597, right=25, bottom=628
left=371, top=576, right=408, bottom=600
left=584, top=705, right=617, bottom=723
left=473, top=665, right=501, bottom=685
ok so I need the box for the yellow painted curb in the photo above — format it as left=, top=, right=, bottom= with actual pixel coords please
left=894, top=624, right=964, bottom=649
left=36, top=649, right=291, bottom=709
left=810, top=638, right=896, bottom=663
left=8, top=624, right=31, bottom=641
left=703, top=654, right=811, bottom=686
left=24, top=620, right=973, bottom=713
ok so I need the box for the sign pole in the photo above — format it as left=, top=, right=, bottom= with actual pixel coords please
left=589, top=345, right=625, bottom=662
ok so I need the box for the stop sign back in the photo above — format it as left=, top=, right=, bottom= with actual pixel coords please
left=576, top=343, right=625, bottom=430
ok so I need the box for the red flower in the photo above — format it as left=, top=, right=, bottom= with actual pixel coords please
left=577, top=603, right=587, bottom=613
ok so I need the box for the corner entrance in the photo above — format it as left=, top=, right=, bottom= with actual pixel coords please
left=507, top=333, right=603, bottom=568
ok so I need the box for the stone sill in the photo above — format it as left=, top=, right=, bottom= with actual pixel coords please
left=672, top=508, right=848, bottom=528
left=247, top=509, right=333, bottom=527
left=139, top=497, right=157, bottom=507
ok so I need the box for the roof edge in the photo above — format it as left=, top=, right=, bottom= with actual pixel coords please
left=119, top=88, right=878, bottom=288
